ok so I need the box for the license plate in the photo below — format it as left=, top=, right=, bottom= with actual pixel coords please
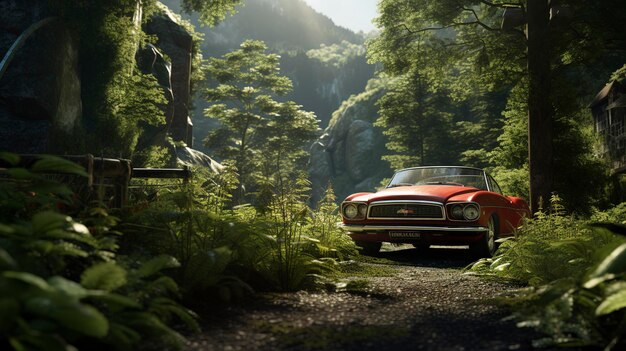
left=389, top=231, right=421, bottom=239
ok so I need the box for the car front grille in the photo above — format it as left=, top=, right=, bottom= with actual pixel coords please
left=368, top=202, right=444, bottom=220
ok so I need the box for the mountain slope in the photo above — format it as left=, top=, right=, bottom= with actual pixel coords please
left=160, top=0, right=375, bottom=153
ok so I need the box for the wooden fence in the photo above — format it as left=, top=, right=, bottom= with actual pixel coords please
left=0, top=154, right=191, bottom=208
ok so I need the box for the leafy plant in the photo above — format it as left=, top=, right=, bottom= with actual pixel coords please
left=466, top=196, right=626, bottom=349
left=0, top=153, right=196, bottom=351
left=125, top=164, right=354, bottom=298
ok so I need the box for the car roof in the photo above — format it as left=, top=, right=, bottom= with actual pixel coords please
left=396, top=166, right=486, bottom=173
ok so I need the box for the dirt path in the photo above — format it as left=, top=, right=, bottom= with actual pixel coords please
left=186, top=245, right=559, bottom=351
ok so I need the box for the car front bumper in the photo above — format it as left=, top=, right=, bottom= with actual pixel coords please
left=339, top=224, right=488, bottom=233
left=339, top=224, right=488, bottom=245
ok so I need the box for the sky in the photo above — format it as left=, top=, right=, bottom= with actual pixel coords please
left=302, top=0, right=379, bottom=33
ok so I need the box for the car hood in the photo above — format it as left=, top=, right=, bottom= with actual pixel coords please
left=349, top=185, right=480, bottom=203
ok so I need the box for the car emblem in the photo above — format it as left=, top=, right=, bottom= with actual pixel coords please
left=397, top=208, right=414, bottom=215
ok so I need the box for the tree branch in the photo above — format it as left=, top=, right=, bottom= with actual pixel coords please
left=479, top=0, right=524, bottom=9
left=462, top=7, right=500, bottom=31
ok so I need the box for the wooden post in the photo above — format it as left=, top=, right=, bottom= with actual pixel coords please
left=527, top=0, right=553, bottom=214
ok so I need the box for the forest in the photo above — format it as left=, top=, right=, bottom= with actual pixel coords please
left=1, top=0, right=626, bottom=350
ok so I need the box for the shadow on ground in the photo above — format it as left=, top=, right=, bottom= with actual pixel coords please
left=363, top=244, right=476, bottom=269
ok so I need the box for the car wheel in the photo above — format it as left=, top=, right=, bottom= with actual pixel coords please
left=412, top=243, right=430, bottom=251
left=470, top=216, right=498, bottom=258
left=355, top=241, right=381, bottom=255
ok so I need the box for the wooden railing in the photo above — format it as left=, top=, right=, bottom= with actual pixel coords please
left=0, top=154, right=191, bottom=208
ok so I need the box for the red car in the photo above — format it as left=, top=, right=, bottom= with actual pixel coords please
left=339, top=166, right=530, bottom=257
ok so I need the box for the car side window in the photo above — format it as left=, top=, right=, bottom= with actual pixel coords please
left=488, top=175, right=503, bottom=195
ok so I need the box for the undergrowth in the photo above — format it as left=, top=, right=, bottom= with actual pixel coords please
left=123, top=165, right=358, bottom=308
left=0, top=152, right=196, bottom=351
left=466, top=195, right=626, bottom=349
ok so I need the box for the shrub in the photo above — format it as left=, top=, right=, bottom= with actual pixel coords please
left=0, top=153, right=195, bottom=351
left=466, top=195, right=626, bottom=349
left=124, top=167, right=356, bottom=300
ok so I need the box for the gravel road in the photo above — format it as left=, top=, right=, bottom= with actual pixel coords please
left=186, top=245, right=558, bottom=351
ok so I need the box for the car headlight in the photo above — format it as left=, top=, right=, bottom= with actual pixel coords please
left=463, top=204, right=480, bottom=221
left=343, top=203, right=358, bottom=219
left=451, top=204, right=464, bottom=219
left=358, top=204, right=368, bottom=217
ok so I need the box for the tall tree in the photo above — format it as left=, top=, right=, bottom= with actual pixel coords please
left=204, top=40, right=319, bottom=202
left=369, top=0, right=626, bottom=212
left=375, top=70, right=457, bottom=170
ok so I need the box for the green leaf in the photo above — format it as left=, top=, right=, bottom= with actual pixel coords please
left=107, top=322, right=142, bottom=347
left=150, top=297, right=199, bottom=332
left=5, top=168, right=34, bottom=180
left=145, top=276, right=180, bottom=296
left=25, top=296, right=109, bottom=338
left=585, top=243, right=626, bottom=288
left=596, top=289, right=626, bottom=316
left=0, top=151, right=20, bottom=165
left=31, top=156, right=88, bottom=177
left=0, top=247, right=17, bottom=269
left=48, top=242, right=89, bottom=258
left=88, top=291, right=141, bottom=309
left=0, top=223, right=16, bottom=234
left=3, top=271, right=51, bottom=291
left=32, top=211, right=70, bottom=234
left=56, top=303, right=110, bottom=338
left=136, top=255, right=180, bottom=278
left=48, top=276, right=88, bottom=299
left=81, top=262, right=127, bottom=291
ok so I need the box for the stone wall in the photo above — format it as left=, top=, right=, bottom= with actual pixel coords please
left=0, top=0, right=82, bottom=153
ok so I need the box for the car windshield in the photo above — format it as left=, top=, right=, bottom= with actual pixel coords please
left=388, top=167, right=488, bottom=190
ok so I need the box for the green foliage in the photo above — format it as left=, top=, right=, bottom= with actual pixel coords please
left=179, top=0, right=242, bottom=26
left=375, top=70, right=459, bottom=170
left=203, top=40, right=319, bottom=203
left=0, top=153, right=196, bottom=350
left=611, top=64, right=626, bottom=83
left=308, top=185, right=358, bottom=261
left=125, top=164, right=355, bottom=298
left=367, top=0, right=624, bottom=211
left=51, top=0, right=169, bottom=158
left=306, top=41, right=366, bottom=69
left=466, top=196, right=626, bottom=349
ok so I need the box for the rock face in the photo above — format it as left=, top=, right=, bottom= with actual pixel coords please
left=176, top=146, right=224, bottom=173
left=0, top=0, right=82, bottom=153
left=308, top=80, right=391, bottom=203
left=0, top=1, right=218, bottom=172
left=144, top=4, right=193, bottom=147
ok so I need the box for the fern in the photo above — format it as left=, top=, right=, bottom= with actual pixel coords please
left=467, top=199, right=626, bottom=349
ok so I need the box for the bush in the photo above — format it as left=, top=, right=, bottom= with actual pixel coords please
left=466, top=195, right=626, bottom=349
left=0, top=153, right=196, bottom=351
left=124, top=167, right=357, bottom=301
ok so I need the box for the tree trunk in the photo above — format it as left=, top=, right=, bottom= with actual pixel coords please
left=526, top=0, right=553, bottom=214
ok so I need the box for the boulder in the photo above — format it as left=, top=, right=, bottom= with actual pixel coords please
left=176, top=146, right=224, bottom=173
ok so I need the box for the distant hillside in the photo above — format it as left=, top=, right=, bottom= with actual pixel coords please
left=162, top=0, right=362, bottom=55
left=159, top=0, right=375, bottom=153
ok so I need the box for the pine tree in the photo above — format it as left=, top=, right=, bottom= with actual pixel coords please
left=203, top=40, right=319, bottom=203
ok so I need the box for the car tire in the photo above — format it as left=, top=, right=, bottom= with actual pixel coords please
left=470, top=215, right=498, bottom=258
left=355, top=241, right=381, bottom=255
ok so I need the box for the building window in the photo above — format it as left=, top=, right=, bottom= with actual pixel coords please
left=597, top=111, right=609, bottom=134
